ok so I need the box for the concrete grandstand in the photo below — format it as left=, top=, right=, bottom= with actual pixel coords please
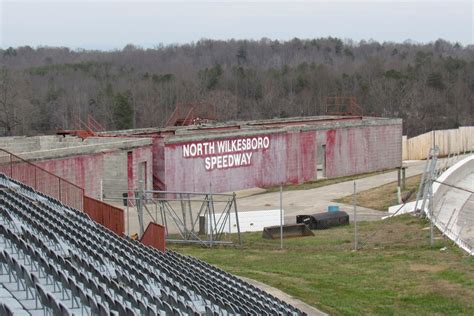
left=0, top=173, right=306, bottom=315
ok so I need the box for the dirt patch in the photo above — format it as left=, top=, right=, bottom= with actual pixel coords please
left=270, top=249, right=289, bottom=254
left=360, top=218, right=425, bottom=247
left=432, top=279, right=474, bottom=304
left=410, top=264, right=447, bottom=273
left=334, top=175, right=421, bottom=211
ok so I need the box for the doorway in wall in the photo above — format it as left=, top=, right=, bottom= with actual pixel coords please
left=138, top=161, right=147, bottom=191
left=317, top=144, right=326, bottom=179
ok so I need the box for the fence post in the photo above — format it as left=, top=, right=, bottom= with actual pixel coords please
left=280, top=184, right=283, bottom=250
left=233, top=192, right=242, bottom=246
left=353, top=181, right=358, bottom=251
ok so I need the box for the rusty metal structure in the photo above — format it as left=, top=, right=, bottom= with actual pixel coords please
left=325, top=96, right=364, bottom=116
left=165, top=102, right=216, bottom=127
left=57, top=114, right=106, bottom=139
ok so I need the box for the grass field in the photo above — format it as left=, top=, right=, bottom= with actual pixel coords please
left=170, top=215, right=474, bottom=315
left=334, top=175, right=422, bottom=211
left=264, top=169, right=395, bottom=193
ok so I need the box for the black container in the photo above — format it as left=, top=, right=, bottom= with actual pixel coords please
left=296, top=211, right=349, bottom=230
left=122, top=193, right=128, bottom=206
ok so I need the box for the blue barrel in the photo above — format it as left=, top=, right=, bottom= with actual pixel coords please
left=328, top=205, right=340, bottom=212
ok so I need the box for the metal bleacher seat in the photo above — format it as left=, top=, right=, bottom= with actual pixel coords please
left=0, top=302, right=15, bottom=316
left=0, top=173, right=307, bottom=315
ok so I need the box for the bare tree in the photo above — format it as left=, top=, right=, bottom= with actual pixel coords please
left=0, top=67, right=20, bottom=135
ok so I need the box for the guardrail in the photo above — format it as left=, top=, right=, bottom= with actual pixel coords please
left=140, top=222, right=166, bottom=251
left=84, top=196, right=125, bottom=235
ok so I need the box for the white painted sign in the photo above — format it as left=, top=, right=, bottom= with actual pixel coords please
left=205, top=209, right=284, bottom=234
left=182, top=136, right=270, bottom=171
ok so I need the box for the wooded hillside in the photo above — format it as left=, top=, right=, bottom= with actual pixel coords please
left=1, top=38, right=473, bottom=136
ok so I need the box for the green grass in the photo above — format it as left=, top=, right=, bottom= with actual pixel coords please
left=264, top=169, right=395, bottom=193
left=334, top=175, right=422, bottom=211
left=170, top=215, right=474, bottom=315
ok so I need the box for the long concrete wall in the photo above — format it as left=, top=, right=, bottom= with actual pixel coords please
left=431, top=155, right=474, bottom=255
left=403, top=126, right=474, bottom=160
left=33, top=145, right=154, bottom=199
left=325, top=124, right=402, bottom=178
left=0, top=135, right=84, bottom=153
left=36, top=153, right=105, bottom=199
left=0, top=135, right=154, bottom=200
left=164, top=132, right=296, bottom=193
left=163, top=123, right=402, bottom=193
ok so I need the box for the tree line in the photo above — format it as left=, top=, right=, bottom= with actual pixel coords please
left=0, top=38, right=473, bottom=137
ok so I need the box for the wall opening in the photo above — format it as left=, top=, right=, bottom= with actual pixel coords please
left=317, top=144, right=326, bottom=179
left=138, top=161, right=147, bottom=191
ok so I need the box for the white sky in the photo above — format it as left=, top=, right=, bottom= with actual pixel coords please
left=1, top=0, right=473, bottom=50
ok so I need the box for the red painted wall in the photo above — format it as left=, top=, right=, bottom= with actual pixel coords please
left=153, top=137, right=166, bottom=189
left=35, top=146, right=154, bottom=199
left=164, top=132, right=318, bottom=193
left=36, top=153, right=104, bottom=198
left=325, top=124, right=402, bottom=178
left=129, top=146, right=153, bottom=192
left=163, top=124, right=402, bottom=193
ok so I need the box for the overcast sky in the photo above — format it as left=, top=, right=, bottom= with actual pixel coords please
left=1, top=0, right=472, bottom=50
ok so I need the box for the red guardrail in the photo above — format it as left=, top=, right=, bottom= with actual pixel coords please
left=84, top=196, right=125, bottom=235
left=140, top=222, right=166, bottom=251
left=325, top=96, right=364, bottom=116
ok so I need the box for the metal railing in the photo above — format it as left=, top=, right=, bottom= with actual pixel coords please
left=325, top=96, right=364, bottom=116
left=0, top=148, right=84, bottom=210
left=165, top=102, right=216, bottom=127
left=0, top=148, right=125, bottom=235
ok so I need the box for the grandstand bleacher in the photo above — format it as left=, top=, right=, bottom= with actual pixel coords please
left=0, top=173, right=305, bottom=315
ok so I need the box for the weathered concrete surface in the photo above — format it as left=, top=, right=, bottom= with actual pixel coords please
left=31, top=144, right=153, bottom=199
left=17, top=138, right=152, bottom=162
left=102, top=116, right=402, bottom=194
left=431, top=155, right=474, bottom=254
left=164, top=123, right=402, bottom=194
left=239, top=276, right=327, bottom=316
left=0, top=135, right=83, bottom=153
left=0, top=134, right=154, bottom=200
left=225, top=187, right=267, bottom=199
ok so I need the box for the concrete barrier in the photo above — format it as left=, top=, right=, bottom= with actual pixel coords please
left=430, top=155, right=474, bottom=255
